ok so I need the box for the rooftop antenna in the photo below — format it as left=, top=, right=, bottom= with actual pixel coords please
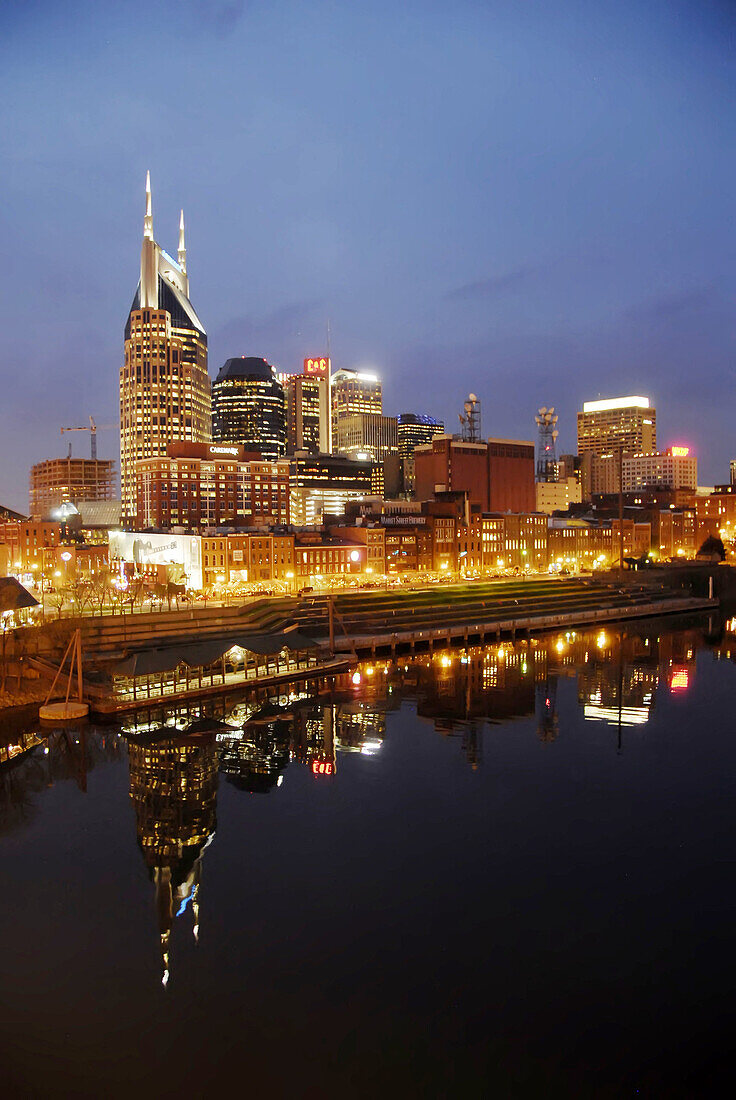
left=459, top=393, right=481, bottom=442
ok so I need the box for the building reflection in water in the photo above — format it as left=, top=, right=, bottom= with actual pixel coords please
left=2, top=618, right=719, bottom=986
left=127, top=729, right=219, bottom=987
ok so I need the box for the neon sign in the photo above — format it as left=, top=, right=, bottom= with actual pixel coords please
left=669, top=669, right=689, bottom=692
left=670, top=446, right=690, bottom=457
left=304, top=357, right=330, bottom=376
left=311, top=760, right=334, bottom=776
left=209, top=445, right=239, bottom=456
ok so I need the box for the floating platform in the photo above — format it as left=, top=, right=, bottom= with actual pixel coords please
left=39, top=701, right=89, bottom=721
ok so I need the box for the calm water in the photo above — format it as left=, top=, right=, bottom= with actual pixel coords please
left=2, top=617, right=736, bottom=1097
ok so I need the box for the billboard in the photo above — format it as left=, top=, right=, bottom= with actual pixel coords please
left=304, top=357, right=330, bottom=376
left=108, top=531, right=203, bottom=590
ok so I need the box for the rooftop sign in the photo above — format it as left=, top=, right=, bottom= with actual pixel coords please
left=304, top=357, right=330, bottom=376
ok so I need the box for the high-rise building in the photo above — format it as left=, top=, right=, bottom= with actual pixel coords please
left=397, top=413, right=444, bottom=460
left=281, top=358, right=331, bottom=455
left=331, top=368, right=382, bottom=442
left=29, top=456, right=116, bottom=519
left=334, top=413, right=399, bottom=462
left=120, top=174, right=211, bottom=524
left=584, top=446, right=698, bottom=498
left=289, top=452, right=374, bottom=526
left=397, top=413, right=445, bottom=492
left=211, top=357, right=286, bottom=461
left=577, top=396, right=656, bottom=456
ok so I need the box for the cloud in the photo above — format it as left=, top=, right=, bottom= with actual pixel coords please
left=191, top=0, right=248, bottom=37
left=210, top=298, right=325, bottom=369
left=622, top=285, right=718, bottom=323
left=445, top=265, right=546, bottom=303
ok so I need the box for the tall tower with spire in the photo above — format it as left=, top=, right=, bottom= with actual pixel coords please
left=120, top=174, right=211, bottom=523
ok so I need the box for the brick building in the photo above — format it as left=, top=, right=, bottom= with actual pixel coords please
left=136, top=442, right=289, bottom=529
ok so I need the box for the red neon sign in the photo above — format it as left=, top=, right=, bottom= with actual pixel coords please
left=304, top=357, right=330, bottom=376
left=669, top=669, right=689, bottom=692
left=311, top=760, right=335, bottom=776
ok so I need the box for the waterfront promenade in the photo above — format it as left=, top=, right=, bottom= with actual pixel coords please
left=0, top=576, right=717, bottom=715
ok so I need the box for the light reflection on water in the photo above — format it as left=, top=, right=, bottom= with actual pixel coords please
left=2, top=615, right=736, bottom=1095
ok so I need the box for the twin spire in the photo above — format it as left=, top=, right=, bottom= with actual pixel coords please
left=142, top=171, right=187, bottom=274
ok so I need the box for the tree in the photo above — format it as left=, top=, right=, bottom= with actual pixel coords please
left=67, top=577, right=94, bottom=618
left=48, top=587, right=68, bottom=620
left=89, top=567, right=114, bottom=617
left=697, top=535, right=726, bottom=562
left=0, top=592, right=15, bottom=693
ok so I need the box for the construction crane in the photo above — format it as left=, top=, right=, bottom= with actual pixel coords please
left=60, top=416, right=115, bottom=460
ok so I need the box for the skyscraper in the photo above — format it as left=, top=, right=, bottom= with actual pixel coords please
left=334, top=413, right=399, bottom=462
left=397, top=413, right=444, bottom=459
left=331, top=368, right=382, bottom=443
left=281, top=358, right=331, bottom=454
left=120, top=174, right=211, bottom=523
left=577, top=396, right=656, bottom=456
left=211, top=357, right=286, bottom=461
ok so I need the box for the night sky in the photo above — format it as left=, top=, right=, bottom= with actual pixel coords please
left=1, top=0, right=734, bottom=512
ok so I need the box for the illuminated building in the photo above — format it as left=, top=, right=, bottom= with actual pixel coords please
left=656, top=508, right=696, bottom=558
left=328, top=524, right=386, bottom=574
left=128, top=734, right=219, bottom=985
left=135, top=442, right=289, bottom=529
left=295, top=538, right=366, bottom=579
left=413, top=436, right=535, bottom=512
left=0, top=519, right=63, bottom=574
left=331, top=368, right=382, bottom=442
left=585, top=447, right=696, bottom=498
left=334, top=413, right=399, bottom=462
left=212, top=357, right=286, bottom=461
left=577, top=396, right=656, bottom=457
left=280, top=358, right=331, bottom=455
left=696, top=487, right=736, bottom=544
left=622, top=447, right=697, bottom=492
left=397, top=413, right=444, bottom=459
left=29, top=457, right=116, bottom=519
left=121, top=174, right=211, bottom=524
left=731, top=460, right=736, bottom=486
left=535, top=478, right=581, bottom=515
left=204, top=531, right=295, bottom=586
left=289, top=452, right=373, bottom=526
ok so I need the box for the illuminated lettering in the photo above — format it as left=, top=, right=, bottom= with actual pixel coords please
left=303, top=356, right=330, bottom=376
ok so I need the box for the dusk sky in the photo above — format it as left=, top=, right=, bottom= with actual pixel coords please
left=1, top=0, right=735, bottom=512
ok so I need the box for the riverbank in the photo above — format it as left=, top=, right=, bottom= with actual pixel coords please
left=0, top=577, right=719, bottom=717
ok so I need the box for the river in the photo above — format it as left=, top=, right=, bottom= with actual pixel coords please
left=2, top=616, right=735, bottom=1097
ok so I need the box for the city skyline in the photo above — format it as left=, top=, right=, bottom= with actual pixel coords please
left=2, top=1, right=736, bottom=510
